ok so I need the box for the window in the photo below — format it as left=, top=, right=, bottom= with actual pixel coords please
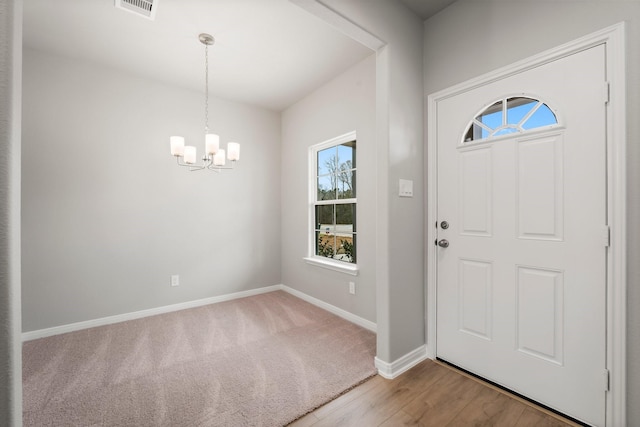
left=309, top=132, right=357, bottom=269
left=463, top=96, right=558, bottom=143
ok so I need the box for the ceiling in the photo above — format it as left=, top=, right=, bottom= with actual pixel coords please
left=398, top=0, right=458, bottom=20
left=23, top=0, right=455, bottom=112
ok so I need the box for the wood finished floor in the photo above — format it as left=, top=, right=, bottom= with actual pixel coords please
left=289, top=359, right=581, bottom=427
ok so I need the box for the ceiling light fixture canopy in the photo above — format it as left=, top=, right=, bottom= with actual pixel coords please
left=170, top=33, right=240, bottom=171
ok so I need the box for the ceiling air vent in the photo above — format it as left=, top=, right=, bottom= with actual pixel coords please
left=115, top=0, right=157, bottom=21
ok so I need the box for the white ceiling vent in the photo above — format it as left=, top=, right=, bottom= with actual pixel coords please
left=115, top=0, right=157, bottom=21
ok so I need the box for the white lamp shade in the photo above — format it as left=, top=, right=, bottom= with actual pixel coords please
left=205, top=133, right=220, bottom=155
left=184, top=146, right=197, bottom=164
left=170, top=136, right=185, bottom=157
left=227, top=142, right=240, bottom=161
left=213, top=149, right=226, bottom=166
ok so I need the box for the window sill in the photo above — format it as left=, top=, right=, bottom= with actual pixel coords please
left=304, top=257, right=359, bottom=276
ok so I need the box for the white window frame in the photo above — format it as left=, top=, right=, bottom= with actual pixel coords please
left=462, top=95, right=561, bottom=144
left=304, top=131, right=358, bottom=275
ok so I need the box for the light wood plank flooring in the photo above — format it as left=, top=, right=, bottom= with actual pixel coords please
left=289, top=359, right=582, bottom=427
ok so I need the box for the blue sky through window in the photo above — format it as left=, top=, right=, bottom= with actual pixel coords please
left=522, top=104, right=556, bottom=130
left=508, top=100, right=536, bottom=124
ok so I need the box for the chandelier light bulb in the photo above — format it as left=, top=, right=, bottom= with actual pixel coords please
left=184, top=146, right=197, bottom=164
left=170, top=136, right=185, bottom=157
left=227, top=142, right=240, bottom=161
left=213, top=149, right=226, bottom=166
left=206, top=133, right=220, bottom=155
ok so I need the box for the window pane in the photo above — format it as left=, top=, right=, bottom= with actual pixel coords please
left=315, top=205, right=334, bottom=231
left=336, top=203, right=356, bottom=232
left=522, top=104, right=557, bottom=130
left=335, top=205, right=355, bottom=263
left=317, top=175, right=335, bottom=201
left=506, top=97, right=536, bottom=125
left=337, top=141, right=356, bottom=169
left=464, top=123, right=484, bottom=142
left=475, top=100, right=502, bottom=137
left=317, top=147, right=335, bottom=177
left=337, top=171, right=355, bottom=199
left=479, top=110, right=501, bottom=136
left=335, top=234, right=356, bottom=263
left=316, top=231, right=336, bottom=259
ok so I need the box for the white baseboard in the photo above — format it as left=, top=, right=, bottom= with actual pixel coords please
left=22, top=284, right=377, bottom=341
left=375, top=345, right=429, bottom=379
left=22, top=285, right=282, bottom=341
left=280, top=285, right=377, bottom=332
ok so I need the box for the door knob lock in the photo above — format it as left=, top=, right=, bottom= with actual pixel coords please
left=437, top=239, right=450, bottom=248
left=440, top=221, right=449, bottom=229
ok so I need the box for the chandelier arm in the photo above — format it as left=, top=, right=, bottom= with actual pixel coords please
left=206, top=162, right=236, bottom=171
left=176, top=156, right=207, bottom=171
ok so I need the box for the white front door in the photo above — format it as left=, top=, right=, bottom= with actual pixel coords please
left=435, top=45, right=607, bottom=426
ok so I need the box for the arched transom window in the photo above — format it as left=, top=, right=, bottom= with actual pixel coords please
left=463, top=96, right=558, bottom=143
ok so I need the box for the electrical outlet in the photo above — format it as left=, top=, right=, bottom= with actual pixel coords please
left=171, top=275, right=179, bottom=287
left=349, top=281, right=356, bottom=295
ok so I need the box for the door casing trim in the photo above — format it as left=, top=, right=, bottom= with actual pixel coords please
left=426, top=22, right=626, bottom=427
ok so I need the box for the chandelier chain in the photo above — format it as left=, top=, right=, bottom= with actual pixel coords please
left=204, top=43, right=209, bottom=132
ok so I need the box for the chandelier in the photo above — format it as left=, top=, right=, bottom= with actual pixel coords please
left=170, top=33, right=240, bottom=171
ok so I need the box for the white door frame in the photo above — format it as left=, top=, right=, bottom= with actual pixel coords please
left=426, top=23, right=626, bottom=426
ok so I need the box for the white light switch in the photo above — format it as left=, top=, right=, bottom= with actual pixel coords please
left=399, top=179, right=413, bottom=197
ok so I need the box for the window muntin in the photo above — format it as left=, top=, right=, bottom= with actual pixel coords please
left=464, top=97, right=558, bottom=143
left=312, top=135, right=356, bottom=264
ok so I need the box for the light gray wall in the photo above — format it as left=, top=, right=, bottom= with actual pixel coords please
left=321, top=0, right=425, bottom=363
left=281, top=54, right=376, bottom=322
left=423, top=0, right=640, bottom=424
left=0, top=0, right=23, bottom=425
left=21, top=49, right=282, bottom=332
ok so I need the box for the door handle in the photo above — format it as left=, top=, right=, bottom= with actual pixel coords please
left=437, top=239, right=449, bottom=248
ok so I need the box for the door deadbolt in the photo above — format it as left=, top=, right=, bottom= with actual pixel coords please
left=440, top=221, right=449, bottom=229
left=437, top=239, right=450, bottom=248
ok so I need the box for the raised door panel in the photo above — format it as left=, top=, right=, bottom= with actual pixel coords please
left=517, top=134, right=564, bottom=241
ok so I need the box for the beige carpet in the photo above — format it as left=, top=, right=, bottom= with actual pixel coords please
left=22, top=290, right=377, bottom=426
